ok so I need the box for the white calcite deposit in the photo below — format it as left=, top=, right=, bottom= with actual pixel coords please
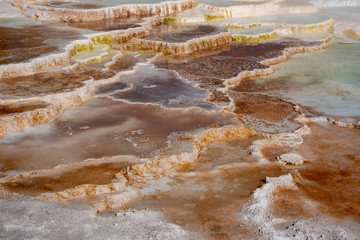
left=276, top=152, right=304, bottom=165
left=15, top=0, right=199, bottom=22
left=239, top=174, right=360, bottom=239
left=0, top=196, right=200, bottom=240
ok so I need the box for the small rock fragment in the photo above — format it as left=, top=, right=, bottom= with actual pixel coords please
left=277, top=152, right=304, bottom=165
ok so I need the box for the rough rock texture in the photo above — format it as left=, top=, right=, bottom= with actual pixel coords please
left=19, top=0, right=198, bottom=22
left=134, top=26, right=232, bottom=55
left=202, top=1, right=278, bottom=18
left=239, top=174, right=360, bottom=240
left=0, top=196, right=199, bottom=240
left=277, top=152, right=304, bottom=165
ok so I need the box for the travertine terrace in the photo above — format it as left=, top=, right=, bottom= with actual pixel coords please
left=1, top=0, right=360, bottom=239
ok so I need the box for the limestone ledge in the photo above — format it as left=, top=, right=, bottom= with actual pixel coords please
left=262, top=19, right=334, bottom=34
left=14, top=0, right=198, bottom=22
left=246, top=111, right=311, bottom=163
left=201, top=2, right=278, bottom=18
left=259, top=43, right=327, bottom=67
left=0, top=24, right=149, bottom=136
left=0, top=52, right=70, bottom=78
left=298, top=115, right=360, bottom=131
left=132, top=31, right=232, bottom=55
left=0, top=22, right=150, bottom=77
left=277, top=4, right=317, bottom=14
left=202, top=1, right=317, bottom=18
left=218, top=42, right=327, bottom=90
left=226, top=19, right=334, bottom=43
left=0, top=79, right=95, bottom=137
left=0, top=125, right=259, bottom=206
left=80, top=125, right=261, bottom=211
left=0, top=64, right=139, bottom=137
left=231, top=29, right=285, bottom=42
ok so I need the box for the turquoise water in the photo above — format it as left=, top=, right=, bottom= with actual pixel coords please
left=260, top=43, right=360, bottom=118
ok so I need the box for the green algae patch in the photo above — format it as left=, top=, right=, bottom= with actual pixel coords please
left=232, top=31, right=279, bottom=42
left=218, top=8, right=232, bottom=18
left=164, top=17, right=184, bottom=23
left=69, top=43, right=95, bottom=57
left=223, top=23, right=245, bottom=29
left=91, top=35, right=113, bottom=45
left=71, top=44, right=110, bottom=64
left=288, top=20, right=334, bottom=34
left=321, top=36, right=333, bottom=44
left=343, top=29, right=360, bottom=40
left=204, top=14, right=225, bottom=22
left=248, top=23, right=261, bottom=28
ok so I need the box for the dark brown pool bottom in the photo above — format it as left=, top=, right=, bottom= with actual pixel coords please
left=0, top=101, right=49, bottom=116
left=0, top=26, right=78, bottom=65
left=230, top=92, right=298, bottom=123
left=148, top=24, right=226, bottom=43
left=154, top=41, right=321, bottom=98
left=0, top=52, right=139, bottom=97
left=34, top=1, right=104, bottom=9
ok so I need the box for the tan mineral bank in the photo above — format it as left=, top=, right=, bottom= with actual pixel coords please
left=1, top=0, right=360, bottom=239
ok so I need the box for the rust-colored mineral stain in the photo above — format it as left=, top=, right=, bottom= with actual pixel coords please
left=207, top=90, right=230, bottom=103
left=0, top=71, right=88, bottom=96
left=0, top=101, right=49, bottom=116
left=230, top=77, right=288, bottom=93
left=1, top=162, right=132, bottom=196
left=262, top=145, right=295, bottom=162
left=0, top=26, right=77, bottom=65
left=231, top=93, right=297, bottom=123
left=268, top=186, right=311, bottom=219
left=296, top=122, right=360, bottom=220
left=108, top=54, right=138, bottom=72
left=192, top=137, right=260, bottom=172
left=128, top=163, right=288, bottom=239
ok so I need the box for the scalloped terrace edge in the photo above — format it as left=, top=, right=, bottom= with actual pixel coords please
left=0, top=40, right=329, bottom=138
left=13, top=0, right=199, bottom=22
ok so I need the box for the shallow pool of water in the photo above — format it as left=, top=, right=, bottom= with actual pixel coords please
left=259, top=43, right=360, bottom=119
